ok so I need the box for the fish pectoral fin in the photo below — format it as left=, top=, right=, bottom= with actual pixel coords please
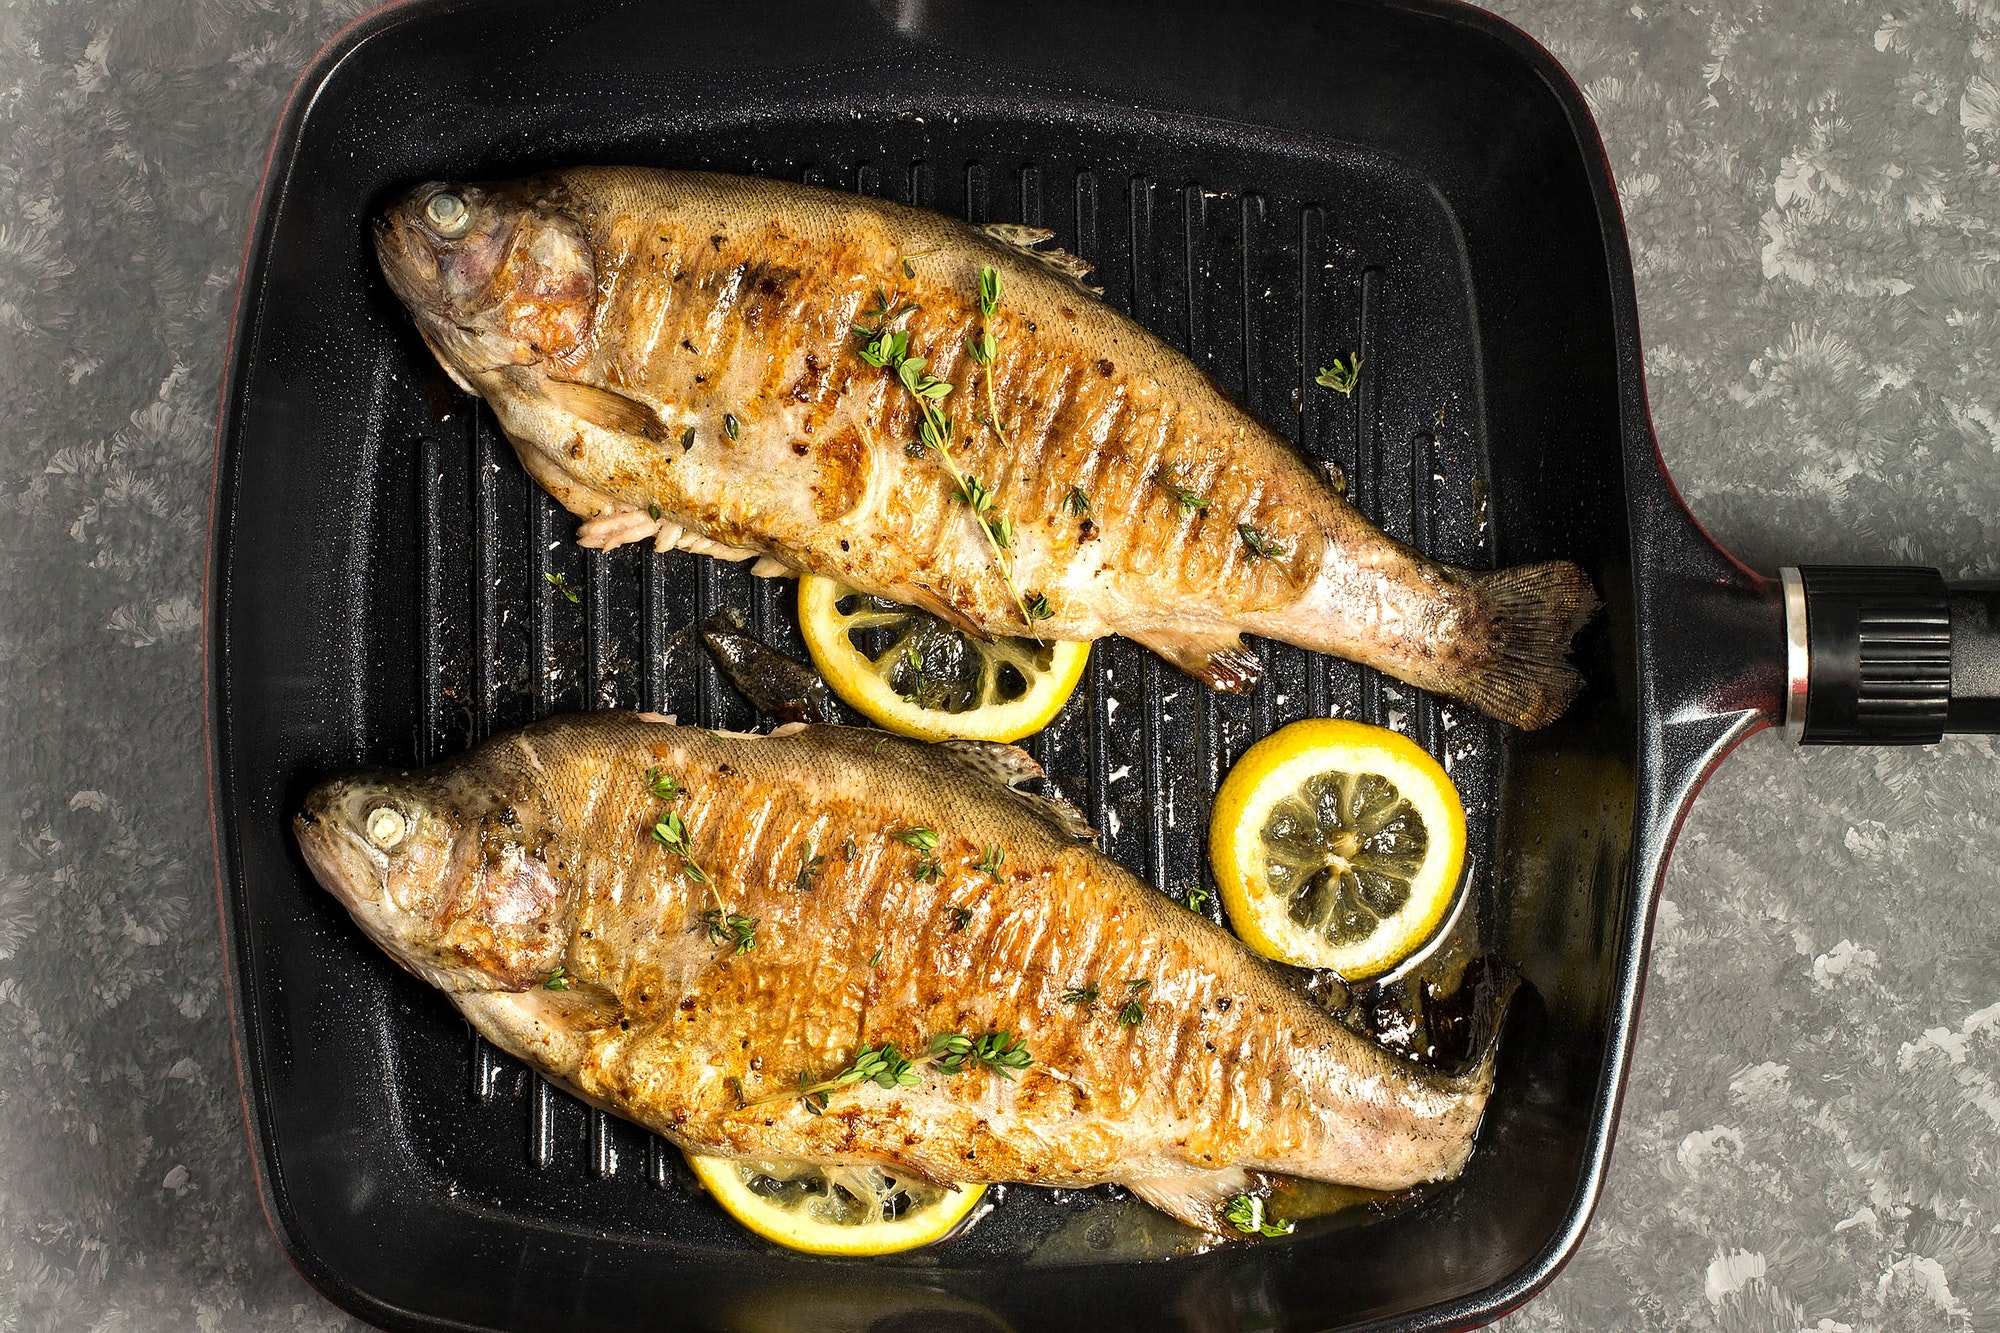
left=938, top=740, right=1100, bottom=843
left=544, top=377, right=670, bottom=442
left=577, top=507, right=662, bottom=550
left=981, top=223, right=1103, bottom=295
left=1122, top=1167, right=1276, bottom=1234
left=1125, top=628, right=1264, bottom=695
left=1013, top=791, right=1100, bottom=845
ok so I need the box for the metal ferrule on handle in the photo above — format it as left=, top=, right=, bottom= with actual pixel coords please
left=1780, top=565, right=2000, bottom=745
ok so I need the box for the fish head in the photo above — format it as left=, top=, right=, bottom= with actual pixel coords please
left=373, top=179, right=596, bottom=387
left=295, top=769, right=573, bottom=993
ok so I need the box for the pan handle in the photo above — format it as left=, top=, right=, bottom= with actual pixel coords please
left=1779, top=566, right=2000, bottom=744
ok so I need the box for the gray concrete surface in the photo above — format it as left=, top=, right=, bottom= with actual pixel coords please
left=1, top=0, right=1994, bottom=1328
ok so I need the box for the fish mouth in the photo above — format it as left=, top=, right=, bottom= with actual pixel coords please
left=293, top=795, right=387, bottom=910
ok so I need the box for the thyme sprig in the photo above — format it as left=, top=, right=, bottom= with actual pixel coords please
left=746, top=1030, right=1035, bottom=1113
left=1238, top=525, right=1288, bottom=563
left=646, top=770, right=756, bottom=955
left=1155, top=471, right=1209, bottom=517
left=853, top=282, right=1037, bottom=629
left=1059, top=985, right=1101, bottom=1013
left=976, top=845, right=1004, bottom=880
left=544, top=570, right=580, bottom=603
left=794, top=843, right=826, bottom=894
left=967, top=265, right=1011, bottom=449
left=1315, top=354, right=1362, bottom=397
left=1222, top=1193, right=1296, bottom=1238
left=1118, top=978, right=1151, bottom=1028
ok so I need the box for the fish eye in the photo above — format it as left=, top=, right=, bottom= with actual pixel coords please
left=364, top=803, right=409, bottom=850
left=423, top=191, right=470, bottom=238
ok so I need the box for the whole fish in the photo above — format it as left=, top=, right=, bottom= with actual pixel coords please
left=373, top=170, right=1595, bottom=729
left=294, top=713, right=1498, bottom=1233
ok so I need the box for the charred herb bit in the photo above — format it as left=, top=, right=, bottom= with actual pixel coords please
left=723, top=413, right=740, bottom=441
left=892, top=827, right=941, bottom=852
left=544, top=570, right=580, bottom=603
left=1315, top=354, right=1362, bottom=397
left=975, top=845, right=1005, bottom=880
left=1064, top=485, right=1092, bottom=517
left=1238, top=524, right=1288, bottom=563
left=842, top=834, right=859, bottom=860
left=679, top=426, right=696, bottom=451
left=911, top=855, right=943, bottom=884
left=1059, top=985, right=1101, bottom=1013
left=543, top=966, right=571, bottom=992
left=1155, top=471, right=1209, bottom=517
left=947, top=906, right=974, bottom=932
left=702, top=909, right=758, bottom=955
left=648, top=502, right=663, bottom=520
left=1118, top=978, right=1151, bottom=1027
left=794, top=843, right=827, bottom=894
left=902, top=257, right=918, bottom=279
left=1222, top=1193, right=1296, bottom=1238
left=1023, top=591, right=1054, bottom=624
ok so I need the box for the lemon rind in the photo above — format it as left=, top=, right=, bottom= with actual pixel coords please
left=686, top=1152, right=986, bottom=1256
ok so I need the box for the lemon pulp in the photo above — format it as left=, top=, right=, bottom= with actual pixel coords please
left=685, top=1152, right=986, bottom=1256
left=1209, top=719, right=1466, bottom=979
left=797, top=575, right=1088, bottom=743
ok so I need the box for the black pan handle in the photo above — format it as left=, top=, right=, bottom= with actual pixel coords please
left=1779, top=566, right=2000, bottom=744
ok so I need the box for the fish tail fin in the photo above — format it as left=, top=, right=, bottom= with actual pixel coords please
left=1449, top=965, right=1523, bottom=1095
left=1457, top=561, right=1598, bottom=730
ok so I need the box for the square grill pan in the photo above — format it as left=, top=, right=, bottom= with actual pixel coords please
left=209, top=1, right=1654, bottom=1328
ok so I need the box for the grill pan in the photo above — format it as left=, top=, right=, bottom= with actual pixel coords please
left=205, top=1, right=2000, bottom=1329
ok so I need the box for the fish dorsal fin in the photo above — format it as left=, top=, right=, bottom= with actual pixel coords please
left=938, top=741, right=1100, bottom=844
left=938, top=739, right=1043, bottom=788
left=981, top=223, right=1103, bottom=295
left=544, top=377, right=669, bottom=443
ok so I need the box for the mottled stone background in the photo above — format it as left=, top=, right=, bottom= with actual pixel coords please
left=1, top=0, right=1995, bottom=1328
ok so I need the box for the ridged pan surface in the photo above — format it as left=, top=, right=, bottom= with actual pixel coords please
left=211, top=1, right=1646, bottom=1329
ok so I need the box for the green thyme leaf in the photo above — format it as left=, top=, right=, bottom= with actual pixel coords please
left=544, top=570, right=580, bottom=603
left=1024, top=591, right=1053, bottom=623
left=1064, top=486, right=1091, bottom=517
left=543, top=966, right=570, bottom=991
left=1314, top=354, right=1362, bottom=396
left=680, top=425, right=696, bottom=451
left=1154, top=471, right=1209, bottom=517
left=795, top=843, right=827, bottom=894
left=978, top=265, right=1002, bottom=318
left=1059, top=985, right=1100, bottom=1013
left=947, top=906, right=974, bottom=932
left=723, top=413, right=740, bottom=441
left=892, top=827, right=941, bottom=852
left=1239, top=525, right=1288, bottom=563
left=645, top=767, right=683, bottom=803
left=1222, top=1193, right=1295, bottom=1237
left=975, top=845, right=1004, bottom=880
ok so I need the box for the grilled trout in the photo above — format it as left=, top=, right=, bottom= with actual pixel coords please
left=373, top=170, right=1595, bottom=729
left=294, top=713, right=1499, bottom=1233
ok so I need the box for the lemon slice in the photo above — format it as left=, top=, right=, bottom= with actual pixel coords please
left=1209, top=719, right=1466, bottom=979
left=797, top=575, right=1089, bottom=742
left=685, top=1152, right=986, bottom=1256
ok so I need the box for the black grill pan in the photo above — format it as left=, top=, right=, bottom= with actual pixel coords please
left=205, top=1, right=2000, bottom=1329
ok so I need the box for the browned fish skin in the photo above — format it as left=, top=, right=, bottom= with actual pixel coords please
left=374, top=170, right=1595, bottom=729
left=295, top=713, right=1495, bottom=1228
